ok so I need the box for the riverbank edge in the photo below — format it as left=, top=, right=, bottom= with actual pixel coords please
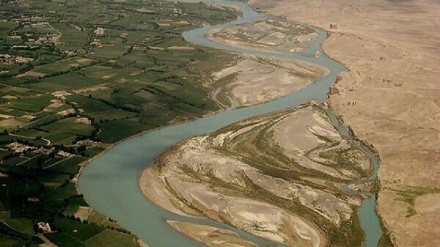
left=76, top=1, right=389, bottom=246
left=139, top=101, right=382, bottom=247
left=243, top=2, right=393, bottom=246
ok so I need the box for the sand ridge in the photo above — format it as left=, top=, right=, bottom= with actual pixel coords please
left=141, top=105, right=374, bottom=246
left=206, top=55, right=324, bottom=108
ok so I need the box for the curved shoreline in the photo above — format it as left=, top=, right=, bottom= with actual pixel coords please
left=140, top=103, right=374, bottom=246
left=78, top=0, right=382, bottom=246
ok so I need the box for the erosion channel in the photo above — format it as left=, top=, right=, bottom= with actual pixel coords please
left=78, top=0, right=383, bottom=246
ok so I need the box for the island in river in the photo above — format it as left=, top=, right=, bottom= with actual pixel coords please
left=138, top=3, right=383, bottom=247
left=141, top=104, right=373, bottom=247
left=1, top=0, right=435, bottom=246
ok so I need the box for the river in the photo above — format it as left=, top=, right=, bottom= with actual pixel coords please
left=78, top=0, right=382, bottom=246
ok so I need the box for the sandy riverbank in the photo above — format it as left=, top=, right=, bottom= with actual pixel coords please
left=207, top=18, right=317, bottom=53
left=196, top=18, right=326, bottom=109
left=247, top=0, right=440, bottom=246
left=167, top=221, right=259, bottom=247
left=141, top=105, right=373, bottom=246
left=205, top=55, right=325, bottom=108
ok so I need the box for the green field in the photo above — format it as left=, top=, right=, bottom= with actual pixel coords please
left=0, top=0, right=239, bottom=245
left=46, top=156, right=87, bottom=175
left=84, top=229, right=136, bottom=247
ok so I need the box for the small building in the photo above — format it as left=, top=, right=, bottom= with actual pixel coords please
left=37, top=222, right=52, bottom=233
left=28, top=197, right=40, bottom=203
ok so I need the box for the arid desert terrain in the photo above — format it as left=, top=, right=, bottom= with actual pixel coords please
left=141, top=105, right=374, bottom=247
left=247, top=0, right=440, bottom=246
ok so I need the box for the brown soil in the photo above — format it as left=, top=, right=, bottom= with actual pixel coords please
left=141, top=106, right=372, bottom=247
left=208, top=18, right=317, bottom=52
left=167, top=221, right=259, bottom=247
left=206, top=55, right=324, bottom=108
left=248, top=0, right=440, bottom=246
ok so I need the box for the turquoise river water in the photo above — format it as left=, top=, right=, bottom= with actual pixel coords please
left=78, top=0, right=382, bottom=246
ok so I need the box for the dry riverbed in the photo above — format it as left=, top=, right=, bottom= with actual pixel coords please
left=247, top=0, right=440, bottom=246
left=195, top=19, right=325, bottom=109
left=208, top=18, right=317, bottom=53
left=204, top=55, right=324, bottom=108
left=167, top=221, right=259, bottom=247
left=141, top=105, right=372, bottom=247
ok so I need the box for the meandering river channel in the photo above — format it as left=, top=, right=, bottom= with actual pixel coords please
left=78, top=0, right=382, bottom=246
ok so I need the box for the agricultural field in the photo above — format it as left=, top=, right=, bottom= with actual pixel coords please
left=0, top=0, right=239, bottom=245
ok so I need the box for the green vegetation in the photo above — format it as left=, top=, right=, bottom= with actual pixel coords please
left=394, top=186, right=440, bottom=218
left=318, top=147, right=371, bottom=178
left=84, top=229, right=137, bottom=247
left=1, top=0, right=239, bottom=141
left=0, top=0, right=239, bottom=246
left=0, top=221, right=43, bottom=247
left=169, top=106, right=372, bottom=246
left=377, top=231, right=395, bottom=247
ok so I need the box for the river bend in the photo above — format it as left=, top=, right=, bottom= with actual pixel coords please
left=78, top=1, right=382, bottom=246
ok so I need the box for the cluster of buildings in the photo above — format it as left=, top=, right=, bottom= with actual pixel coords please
left=0, top=54, right=34, bottom=64
left=4, top=142, right=73, bottom=158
